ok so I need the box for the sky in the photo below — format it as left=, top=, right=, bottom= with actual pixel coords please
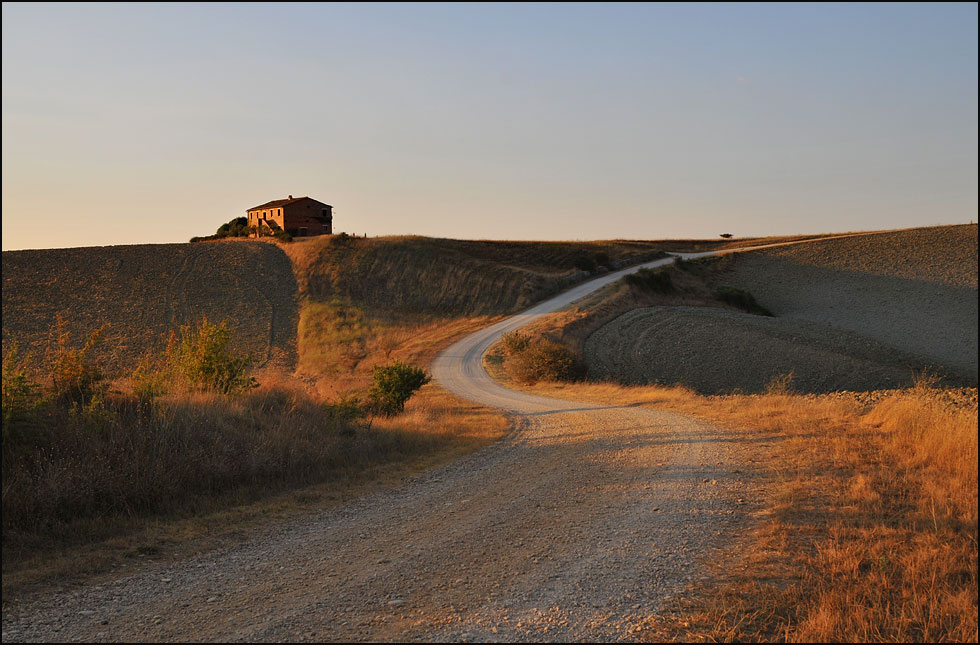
left=2, top=2, right=977, bottom=250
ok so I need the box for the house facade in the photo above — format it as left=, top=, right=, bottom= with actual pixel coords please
left=247, top=196, right=333, bottom=237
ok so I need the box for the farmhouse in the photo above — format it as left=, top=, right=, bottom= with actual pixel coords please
left=247, top=196, right=333, bottom=237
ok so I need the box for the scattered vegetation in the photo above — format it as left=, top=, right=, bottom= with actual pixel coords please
left=1, top=317, right=441, bottom=579
left=168, top=317, right=258, bottom=394
left=367, top=361, right=431, bottom=417
left=190, top=216, right=250, bottom=243
left=713, top=285, right=773, bottom=316
left=572, top=251, right=613, bottom=273
left=623, top=266, right=675, bottom=293
left=500, top=332, right=583, bottom=385
left=720, top=233, right=734, bottom=239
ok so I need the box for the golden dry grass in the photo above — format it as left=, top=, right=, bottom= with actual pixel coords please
left=509, top=376, right=978, bottom=642
left=2, top=376, right=508, bottom=601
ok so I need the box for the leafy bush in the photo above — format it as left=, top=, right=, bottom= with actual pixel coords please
left=714, top=286, right=773, bottom=316
left=191, top=216, right=250, bottom=242
left=2, top=348, right=44, bottom=441
left=508, top=338, right=582, bottom=385
left=572, top=251, right=612, bottom=274
left=170, top=317, right=258, bottom=393
left=275, top=231, right=293, bottom=243
left=623, top=267, right=674, bottom=293
left=501, top=331, right=531, bottom=355
left=323, top=393, right=366, bottom=435
left=367, top=361, right=430, bottom=417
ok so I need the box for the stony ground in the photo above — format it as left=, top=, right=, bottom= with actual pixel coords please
left=1, top=240, right=298, bottom=371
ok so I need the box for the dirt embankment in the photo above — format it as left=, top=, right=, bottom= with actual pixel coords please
left=583, top=225, right=977, bottom=392
left=1, top=241, right=298, bottom=372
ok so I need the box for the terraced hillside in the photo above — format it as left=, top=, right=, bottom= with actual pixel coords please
left=583, top=225, right=978, bottom=392
left=2, top=241, right=299, bottom=372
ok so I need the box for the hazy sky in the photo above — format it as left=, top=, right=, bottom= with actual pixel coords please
left=2, top=2, right=977, bottom=250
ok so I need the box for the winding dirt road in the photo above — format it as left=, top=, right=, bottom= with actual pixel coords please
left=2, top=233, right=883, bottom=642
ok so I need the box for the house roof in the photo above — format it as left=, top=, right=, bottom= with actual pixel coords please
left=247, top=196, right=332, bottom=211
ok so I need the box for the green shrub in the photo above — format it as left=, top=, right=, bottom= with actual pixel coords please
left=509, top=339, right=582, bottom=385
left=623, top=267, right=674, bottom=293
left=191, top=217, right=251, bottom=242
left=323, top=393, right=366, bottom=435
left=367, top=361, right=430, bottom=417
left=714, top=286, right=773, bottom=316
left=216, top=216, right=249, bottom=238
left=2, top=348, right=45, bottom=441
left=275, top=231, right=293, bottom=243
left=170, top=317, right=258, bottom=393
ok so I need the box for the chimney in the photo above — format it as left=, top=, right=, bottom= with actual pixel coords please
left=288, top=195, right=293, bottom=199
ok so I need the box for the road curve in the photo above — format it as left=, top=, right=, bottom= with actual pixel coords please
left=2, top=232, right=882, bottom=643
left=432, top=228, right=883, bottom=410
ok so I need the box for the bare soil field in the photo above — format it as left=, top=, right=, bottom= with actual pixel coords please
left=584, top=225, right=978, bottom=391
left=718, top=224, right=978, bottom=382
left=585, top=306, right=936, bottom=394
left=1, top=241, right=298, bottom=372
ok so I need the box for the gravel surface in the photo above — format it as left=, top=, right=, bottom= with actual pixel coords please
left=0, top=403, right=770, bottom=643
left=584, top=306, right=935, bottom=394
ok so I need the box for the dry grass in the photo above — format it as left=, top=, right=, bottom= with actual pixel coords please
left=505, top=376, right=978, bottom=642
left=1, top=376, right=508, bottom=601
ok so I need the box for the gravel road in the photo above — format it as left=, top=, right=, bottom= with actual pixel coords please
left=3, top=234, right=889, bottom=642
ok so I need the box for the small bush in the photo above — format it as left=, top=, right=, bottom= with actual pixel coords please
left=191, top=217, right=251, bottom=242
left=509, top=339, right=582, bottom=385
left=2, top=348, right=45, bottom=441
left=170, top=317, right=258, bottom=394
left=367, top=361, right=430, bottom=417
left=275, top=231, right=293, bottom=243
left=714, top=286, right=773, bottom=316
left=623, top=267, right=674, bottom=293
left=321, top=393, right=366, bottom=436
left=573, top=255, right=597, bottom=273
left=48, top=322, right=108, bottom=406
left=501, top=331, right=532, bottom=355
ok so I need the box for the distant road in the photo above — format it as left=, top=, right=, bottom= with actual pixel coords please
left=432, top=229, right=887, bottom=409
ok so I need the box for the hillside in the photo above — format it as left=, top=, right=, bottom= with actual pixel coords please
left=1, top=235, right=672, bottom=387
left=718, top=224, right=978, bottom=381
left=1, top=242, right=299, bottom=372
left=580, top=225, right=978, bottom=392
